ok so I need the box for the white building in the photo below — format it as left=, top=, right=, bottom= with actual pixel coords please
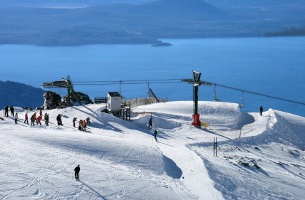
left=107, top=92, right=122, bottom=112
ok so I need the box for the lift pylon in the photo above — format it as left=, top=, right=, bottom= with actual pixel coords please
left=182, top=71, right=212, bottom=127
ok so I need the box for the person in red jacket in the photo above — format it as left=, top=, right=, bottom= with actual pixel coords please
left=37, top=115, right=42, bottom=126
left=24, top=113, right=29, bottom=124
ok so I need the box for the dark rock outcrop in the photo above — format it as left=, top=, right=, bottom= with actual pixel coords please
left=62, top=92, right=92, bottom=106
left=43, top=91, right=62, bottom=109
left=43, top=91, right=92, bottom=109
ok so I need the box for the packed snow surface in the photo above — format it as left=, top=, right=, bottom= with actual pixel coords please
left=1, top=101, right=305, bottom=199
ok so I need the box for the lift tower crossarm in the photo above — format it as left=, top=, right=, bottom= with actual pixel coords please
left=42, top=80, right=72, bottom=89
left=181, top=79, right=213, bottom=86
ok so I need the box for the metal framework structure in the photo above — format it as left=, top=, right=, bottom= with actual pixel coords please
left=148, top=86, right=160, bottom=103
left=42, top=76, right=80, bottom=106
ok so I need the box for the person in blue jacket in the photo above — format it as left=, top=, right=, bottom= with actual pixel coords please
left=153, top=129, right=158, bottom=142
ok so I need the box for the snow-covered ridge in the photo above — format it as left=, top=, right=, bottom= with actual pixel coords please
left=1, top=101, right=305, bottom=199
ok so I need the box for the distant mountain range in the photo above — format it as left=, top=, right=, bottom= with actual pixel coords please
left=0, top=0, right=154, bottom=6
left=0, top=0, right=304, bottom=46
left=0, top=81, right=45, bottom=109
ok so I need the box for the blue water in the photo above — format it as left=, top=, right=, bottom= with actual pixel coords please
left=0, top=37, right=305, bottom=116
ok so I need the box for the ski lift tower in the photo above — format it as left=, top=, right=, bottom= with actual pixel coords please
left=42, top=75, right=79, bottom=107
left=182, top=71, right=212, bottom=127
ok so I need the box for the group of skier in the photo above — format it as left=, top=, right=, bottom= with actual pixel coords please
left=148, top=115, right=158, bottom=142
left=26, top=111, right=49, bottom=126
left=3, top=106, right=91, bottom=181
left=3, top=105, right=95, bottom=132
left=3, top=108, right=93, bottom=132
left=76, top=117, right=91, bottom=132
left=4, top=106, right=18, bottom=124
left=4, top=105, right=14, bottom=117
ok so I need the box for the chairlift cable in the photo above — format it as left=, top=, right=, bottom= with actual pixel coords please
left=73, top=81, right=182, bottom=86
left=206, top=81, right=305, bottom=106
left=69, top=78, right=305, bottom=106
left=73, top=79, right=181, bottom=84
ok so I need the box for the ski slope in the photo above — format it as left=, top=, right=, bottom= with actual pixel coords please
left=1, top=101, right=305, bottom=199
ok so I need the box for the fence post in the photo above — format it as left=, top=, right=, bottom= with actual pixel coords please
left=213, top=137, right=218, bottom=157
left=213, top=138, right=215, bottom=157
left=215, top=137, right=217, bottom=157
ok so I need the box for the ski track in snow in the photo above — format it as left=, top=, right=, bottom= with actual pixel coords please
left=1, top=101, right=305, bottom=199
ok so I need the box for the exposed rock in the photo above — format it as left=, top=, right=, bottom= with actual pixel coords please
left=43, top=91, right=92, bottom=109
left=43, top=91, right=62, bottom=110
left=62, top=92, right=92, bottom=106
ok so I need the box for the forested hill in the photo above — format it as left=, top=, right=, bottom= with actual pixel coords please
left=0, top=0, right=304, bottom=46
left=0, top=81, right=45, bottom=109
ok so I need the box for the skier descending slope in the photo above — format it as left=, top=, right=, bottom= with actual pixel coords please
left=153, top=129, right=158, bottom=142
left=74, top=165, right=80, bottom=181
left=148, top=115, right=152, bottom=128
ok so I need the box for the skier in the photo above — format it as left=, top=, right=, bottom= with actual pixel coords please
left=37, top=115, right=42, bottom=126
left=24, top=113, right=29, bottom=124
left=153, top=129, right=158, bottom=142
left=14, top=113, right=18, bottom=124
left=44, top=113, right=49, bottom=126
left=148, top=116, right=152, bottom=128
left=39, top=109, right=42, bottom=117
left=73, top=117, right=77, bottom=127
left=10, top=106, right=14, bottom=117
left=56, top=114, right=63, bottom=126
left=33, top=113, right=37, bottom=123
left=74, top=165, right=80, bottom=180
left=86, top=117, right=91, bottom=125
left=30, top=114, right=36, bottom=126
left=4, top=106, right=9, bottom=117
left=79, top=120, right=83, bottom=131
left=82, top=120, right=87, bottom=131
left=259, top=106, right=263, bottom=116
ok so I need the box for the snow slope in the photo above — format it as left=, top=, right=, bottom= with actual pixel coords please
left=1, top=101, right=305, bottom=199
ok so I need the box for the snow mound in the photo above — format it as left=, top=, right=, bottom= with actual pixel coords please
left=133, top=101, right=241, bottom=130
left=190, top=108, right=305, bottom=199
left=225, top=109, right=305, bottom=147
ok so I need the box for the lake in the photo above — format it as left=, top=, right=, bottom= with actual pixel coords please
left=0, top=37, right=305, bottom=116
